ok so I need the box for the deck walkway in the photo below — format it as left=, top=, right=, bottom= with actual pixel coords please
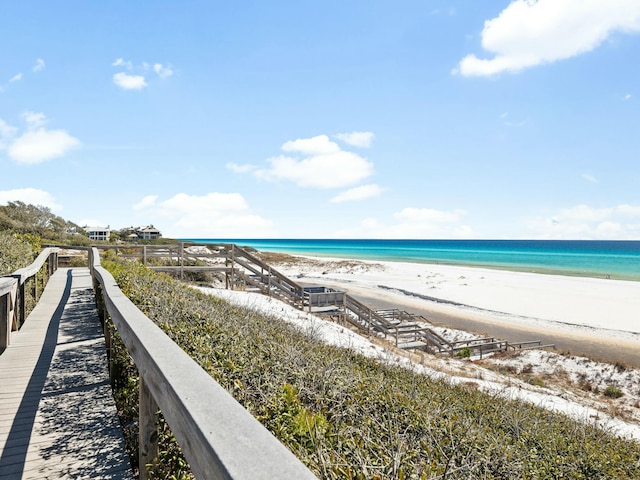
left=0, top=268, right=132, bottom=479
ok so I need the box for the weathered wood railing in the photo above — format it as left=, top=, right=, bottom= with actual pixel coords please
left=108, top=242, right=308, bottom=309
left=89, top=248, right=317, bottom=480
left=229, top=244, right=305, bottom=308
left=0, top=247, right=60, bottom=349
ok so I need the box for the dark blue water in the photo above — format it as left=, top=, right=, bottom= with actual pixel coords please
left=181, top=239, right=640, bottom=281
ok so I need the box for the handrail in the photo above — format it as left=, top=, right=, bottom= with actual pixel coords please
left=10, top=248, right=59, bottom=283
left=1, top=247, right=60, bottom=348
left=231, top=245, right=303, bottom=292
left=0, top=278, right=14, bottom=298
left=89, top=248, right=317, bottom=480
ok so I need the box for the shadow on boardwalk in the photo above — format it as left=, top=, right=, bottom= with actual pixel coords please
left=0, top=268, right=132, bottom=479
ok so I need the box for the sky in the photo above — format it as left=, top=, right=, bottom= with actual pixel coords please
left=2, top=0, right=640, bottom=240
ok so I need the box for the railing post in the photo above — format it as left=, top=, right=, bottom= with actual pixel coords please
left=179, top=242, right=184, bottom=280
left=102, top=317, right=114, bottom=379
left=230, top=245, right=235, bottom=291
left=0, top=292, right=10, bottom=348
left=18, top=282, right=25, bottom=327
left=32, top=271, right=39, bottom=301
left=139, top=376, right=159, bottom=480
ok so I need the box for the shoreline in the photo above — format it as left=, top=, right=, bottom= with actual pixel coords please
left=268, top=250, right=640, bottom=282
left=186, top=239, right=640, bottom=282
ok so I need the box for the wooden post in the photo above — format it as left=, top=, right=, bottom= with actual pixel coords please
left=18, top=282, right=25, bottom=327
left=143, top=245, right=147, bottom=265
left=139, top=376, right=159, bottom=480
left=104, top=322, right=113, bottom=382
left=33, top=272, right=39, bottom=301
left=230, top=245, right=235, bottom=291
left=179, top=242, right=184, bottom=280
left=0, top=292, right=10, bottom=348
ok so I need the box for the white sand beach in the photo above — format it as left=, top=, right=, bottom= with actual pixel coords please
left=267, top=255, right=640, bottom=343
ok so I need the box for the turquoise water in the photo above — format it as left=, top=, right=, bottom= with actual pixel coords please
left=182, top=239, right=640, bottom=281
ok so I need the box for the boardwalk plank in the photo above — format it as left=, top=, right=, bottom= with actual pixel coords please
left=0, top=268, right=132, bottom=479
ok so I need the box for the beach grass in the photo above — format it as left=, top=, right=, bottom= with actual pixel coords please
left=105, top=257, right=640, bottom=479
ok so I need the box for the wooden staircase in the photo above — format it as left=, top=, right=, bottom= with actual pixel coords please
left=117, top=243, right=553, bottom=358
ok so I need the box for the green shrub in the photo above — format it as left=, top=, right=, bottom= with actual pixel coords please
left=526, top=376, right=546, bottom=387
left=603, top=385, right=623, bottom=399
left=456, top=346, right=471, bottom=358
left=0, top=231, right=35, bottom=275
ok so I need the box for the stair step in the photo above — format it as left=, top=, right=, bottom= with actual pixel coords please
left=397, top=341, right=427, bottom=350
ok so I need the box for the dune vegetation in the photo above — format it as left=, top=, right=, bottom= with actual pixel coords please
left=104, top=256, right=640, bottom=479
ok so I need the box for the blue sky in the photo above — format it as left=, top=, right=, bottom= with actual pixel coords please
left=2, top=1, right=640, bottom=239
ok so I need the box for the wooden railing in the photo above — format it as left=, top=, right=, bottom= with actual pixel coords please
left=89, top=248, right=317, bottom=480
left=107, top=242, right=308, bottom=309
left=0, top=247, right=60, bottom=349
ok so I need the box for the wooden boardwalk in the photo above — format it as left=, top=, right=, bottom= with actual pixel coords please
left=0, top=268, right=132, bottom=479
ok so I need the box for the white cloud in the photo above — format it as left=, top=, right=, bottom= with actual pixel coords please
left=0, top=113, right=80, bottom=165
left=282, top=134, right=341, bottom=156
left=227, top=162, right=258, bottom=174
left=22, top=111, right=47, bottom=128
left=528, top=204, right=640, bottom=239
left=8, top=129, right=80, bottom=165
left=581, top=173, right=598, bottom=183
left=133, top=195, right=158, bottom=211
left=112, top=58, right=133, bottom=69
left=133, top=192, right=273, bottom=237
left=9, top=73, right=22, bottom=83
left=113, top=72, right=148, bottom=90
left=330, top=184, right=384, bottom=203
left=153, top=63, right=174, bottom=78
left=251, top=134, right=374, bottom=189
left=0, top=119, right=18, bottom=147
left=454, top=0, right=640, bottom=77
left=0, top=188, right=62, bottom=211
left=32, top=58, right=45, bottom=72
left=112, top=59, right=173, bottom=87
left=259, top=153, right=372, bottom=189
left=624, top=93, right=632, bottom=100
left=335, top=131, right=375, bottom=148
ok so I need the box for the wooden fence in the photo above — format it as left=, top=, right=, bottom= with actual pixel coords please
left=0, top=247, right=59, bottom=349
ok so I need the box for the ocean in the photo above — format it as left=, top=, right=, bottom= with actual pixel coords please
left=182, top=239, right=640, bottom=281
